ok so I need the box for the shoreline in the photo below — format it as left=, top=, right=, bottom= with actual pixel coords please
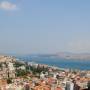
left=18, top=59, right=90, bottom=72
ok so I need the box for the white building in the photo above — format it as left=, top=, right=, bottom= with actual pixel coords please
left=8, top=62, right=15, bottom=71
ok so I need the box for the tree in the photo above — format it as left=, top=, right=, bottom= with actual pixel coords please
left=7, top=78, right=12, bottom=84
left=87, top=81, right=90, bottom=90
left=16, top=69, right=27, bottom=77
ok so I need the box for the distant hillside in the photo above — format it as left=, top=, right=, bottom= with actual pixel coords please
left=56, top=52, right=90, bottom=60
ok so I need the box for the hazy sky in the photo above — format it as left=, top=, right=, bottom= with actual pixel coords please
left=0, top=0, right=90, bottom=54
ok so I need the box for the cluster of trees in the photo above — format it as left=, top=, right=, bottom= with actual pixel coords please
left=14, top=61, right=25, bottom=67
left=14, top=61, right=29, bottom=77
left=15, top=69, right=28, bottom=77
left=15, top=65, right=48, bottom=77
left=30, top=65, right=48, bottom=75
left=14, top=61, right=49, bottom=77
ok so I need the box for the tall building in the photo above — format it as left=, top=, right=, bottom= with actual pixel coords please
left=65, top=81, right=74, bottom=90
left=8, top=62, right=15, bottom=78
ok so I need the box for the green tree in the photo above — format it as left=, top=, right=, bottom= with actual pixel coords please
left=7, top=78, right=12, bottom=84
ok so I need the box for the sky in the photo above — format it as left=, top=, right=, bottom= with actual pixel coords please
left=0, top=0, right=90, bottom=54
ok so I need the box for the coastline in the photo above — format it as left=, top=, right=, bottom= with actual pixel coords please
left=16, top=56, right=90, bottom=71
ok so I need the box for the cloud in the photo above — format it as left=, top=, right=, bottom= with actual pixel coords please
left=0, top=1, right=17, bottom=10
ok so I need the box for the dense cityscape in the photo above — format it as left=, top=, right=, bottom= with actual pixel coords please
left=0, top=55, right=89, bottom=90
left=0, top=0, right=90, bottom=90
